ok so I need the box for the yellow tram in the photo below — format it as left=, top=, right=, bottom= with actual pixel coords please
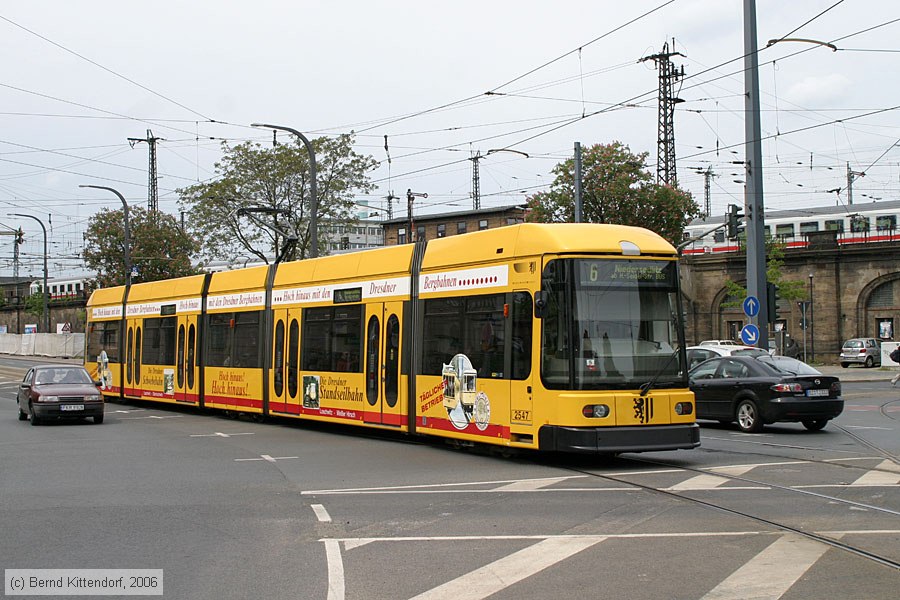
left=85, top=223, right=699, bottom=453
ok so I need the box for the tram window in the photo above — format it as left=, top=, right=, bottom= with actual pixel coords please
left=87, top=321, right=119, bottom=363
left=142, top=316, right=177, bottom=365
left=422, top=294, right=506, bottom=379
left=301, top=305, right=362, bottom=373
left=422, top=298, right=464, bottom=375
left=800, top=221, right=819, bottom=234
left=385, top=314, right=400, bottom=406
left=365, top=316, right=379, bottom=406
left=134, top=327, right=142, bottom=384
left=876, top=215, right=896, bottom=230
left=288, top=319, right=299, bottom=398
left=187, top=323, right=196, bottom=389
left=207, top=314, right=232, bottom=367
left=206, top=311, right=262, bottom=368
left=126, top=326, right=133, bottom=384
left=177, top=324, right=185, bottom=388
left=274, top=320, right=285, bottom=397
left=233, top=311, right=262, bottom=367
left=511, top=292, right=533, bottom=380
left=825, top=219, right=844, bottom=232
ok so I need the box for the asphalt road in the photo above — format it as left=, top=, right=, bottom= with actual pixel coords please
left=0, top=357, right=898, bottom=599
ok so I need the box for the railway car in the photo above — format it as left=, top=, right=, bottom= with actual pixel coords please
left=682, top=199, right=900, bottom=254
left=30, top=276, right=90, bottom=300
left=85, top=223, right=699, bottom=454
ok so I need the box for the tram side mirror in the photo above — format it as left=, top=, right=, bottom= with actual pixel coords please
left=534, top=291, right=549, bottom=319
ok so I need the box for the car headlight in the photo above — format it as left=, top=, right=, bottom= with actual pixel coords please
left=39, top=395, right=59, bottom=403
left=86, top=394, right=102, bottom=402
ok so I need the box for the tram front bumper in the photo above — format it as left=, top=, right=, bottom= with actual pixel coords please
left=538, top=423, right=700, bottom=454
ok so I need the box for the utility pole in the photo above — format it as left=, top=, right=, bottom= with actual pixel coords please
left=128, top=129, right=163, bottom=213
left=0, top=228, right=24, bottom=278
left=703, top=166, right=714, bottom=217
left=385, top=191, right=398, bottom=220
left=406, top=189, right=427, bottom=243
left=847, top=162, right=865, bottom=205
left=574, top=142, right=583, bottom=222
left=744, top=0, right=769, bottom=348
left=470, top=151, right=483, bottom=210
left=640, top=40, right=685, bottom=187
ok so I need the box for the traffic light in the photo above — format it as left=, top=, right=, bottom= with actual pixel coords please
left=16, top=228, right=24, bottom=244
left=726, top=204, right=745, bottom=239
left=767, top=282, right=780, bottom=324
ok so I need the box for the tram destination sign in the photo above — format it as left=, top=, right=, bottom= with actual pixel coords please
left=333, top=287, right=363, bottom=304
left=578, top=259, right=674, bottom=288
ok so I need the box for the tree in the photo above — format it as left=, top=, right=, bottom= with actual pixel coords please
left=721, top=241, right=807, bottom=307
left=82, top=206, right=200, bottom=287
left=178, top=133, right=378, bottom=264
left=525, top=141, right=700, bottom=245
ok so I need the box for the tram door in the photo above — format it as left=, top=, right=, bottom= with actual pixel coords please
left=364, top=302, right=403, bottom=426
left=175, top=316, right=199, bottom=403
left=270, top=308, right=302, bottom=414
left=124, top=318, right=142, bottom=398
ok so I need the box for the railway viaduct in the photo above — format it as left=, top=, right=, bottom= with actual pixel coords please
left=681, top=231, right=900, bottom=363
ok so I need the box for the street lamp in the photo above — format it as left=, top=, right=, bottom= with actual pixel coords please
left=250, top=123, right=318, bottom=258
left=9, top=213, right=48, bottom=333
left=79, top=185, right=131, bottom=286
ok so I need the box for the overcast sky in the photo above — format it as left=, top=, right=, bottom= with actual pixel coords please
left=1, top=1, right=898, bottom=278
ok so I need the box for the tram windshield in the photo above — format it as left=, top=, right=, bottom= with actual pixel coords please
left=540, top=258, right=686, bottom=390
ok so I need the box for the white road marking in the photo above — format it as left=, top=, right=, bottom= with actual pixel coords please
left=492, top=477, right=571, bottom=492
left=843, top=425, right=894, bottom=430
left=301, top=475, right=587, bottom=495
left=324, top=539, right=345, bottom=600
left=408, top=536, right=606, bottom=600
left=850, top=459, right=900, bottom=486
left=700, top=533, right=838, bottom=600
left=121, top=415, right=183, bottom=420
left=189, top=432, right=255, bottom=438
left=234, top=455, right=298, bottom=462
left=311, top=504, right=332, bottom=523
left=668, top=464, right=758, bottom=491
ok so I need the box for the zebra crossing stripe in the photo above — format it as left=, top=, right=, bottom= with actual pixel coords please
left=700, top=533, right=838, bottom=600
left=407, top=536, right=606, bottom=600
left=851, top=459, right=900, bottom=486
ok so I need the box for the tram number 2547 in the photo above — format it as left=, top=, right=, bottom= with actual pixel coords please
left=512, top=410, right=531, bottom=423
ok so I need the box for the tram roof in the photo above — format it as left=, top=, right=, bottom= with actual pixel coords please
left=421, top=223, right=675, bottom=269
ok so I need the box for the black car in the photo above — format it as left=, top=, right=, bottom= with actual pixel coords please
left=689, top=355, right=842, bottom=433
left=17, top=365, right=105, bottom=425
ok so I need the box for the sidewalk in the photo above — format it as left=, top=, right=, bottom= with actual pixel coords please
left=817, top=364, right=896, bottom=382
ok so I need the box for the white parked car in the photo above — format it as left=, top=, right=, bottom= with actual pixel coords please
left=699, top=340, right=741, bottom=347
left=687, top=344, right=769, bottom=371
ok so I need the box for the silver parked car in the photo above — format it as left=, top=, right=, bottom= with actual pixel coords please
left=839, top=337, right=881, bottom=368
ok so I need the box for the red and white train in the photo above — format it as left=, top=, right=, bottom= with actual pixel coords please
left=681, top=199, right=900, bottom=255
left=29, top=277, right=90, bottom=300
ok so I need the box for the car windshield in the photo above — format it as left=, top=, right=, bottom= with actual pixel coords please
left=35, top=368, right=93, bottom=385
left=757, top=355, right=821, bottom=375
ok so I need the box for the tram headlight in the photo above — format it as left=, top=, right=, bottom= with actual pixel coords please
left=582, top=404, right=610, bottom=419
left=674, top=402, right=693, bottom=415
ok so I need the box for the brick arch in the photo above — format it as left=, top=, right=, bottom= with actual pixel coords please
left=710, top=280, right=746, bottom=340
left=855, top=272, right=900, bottom=338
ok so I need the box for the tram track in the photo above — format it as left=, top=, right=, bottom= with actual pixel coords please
left=555, top=458, right=900, bottom=572
left=831, top=421, right=900, bottom=464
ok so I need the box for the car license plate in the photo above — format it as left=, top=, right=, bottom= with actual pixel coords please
left=806, top=389, right=829, bottom=397
left=60, top=404, right=84, bottom=411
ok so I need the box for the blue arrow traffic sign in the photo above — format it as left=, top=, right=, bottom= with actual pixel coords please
left=743, top=295, right=759, bottom=318
left=740, top=324, right=760, bottom=346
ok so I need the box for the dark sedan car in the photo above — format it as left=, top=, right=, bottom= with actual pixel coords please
left=689, top=355, right=842, bottom=433
left=17, top=365, right=104, bottom=425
